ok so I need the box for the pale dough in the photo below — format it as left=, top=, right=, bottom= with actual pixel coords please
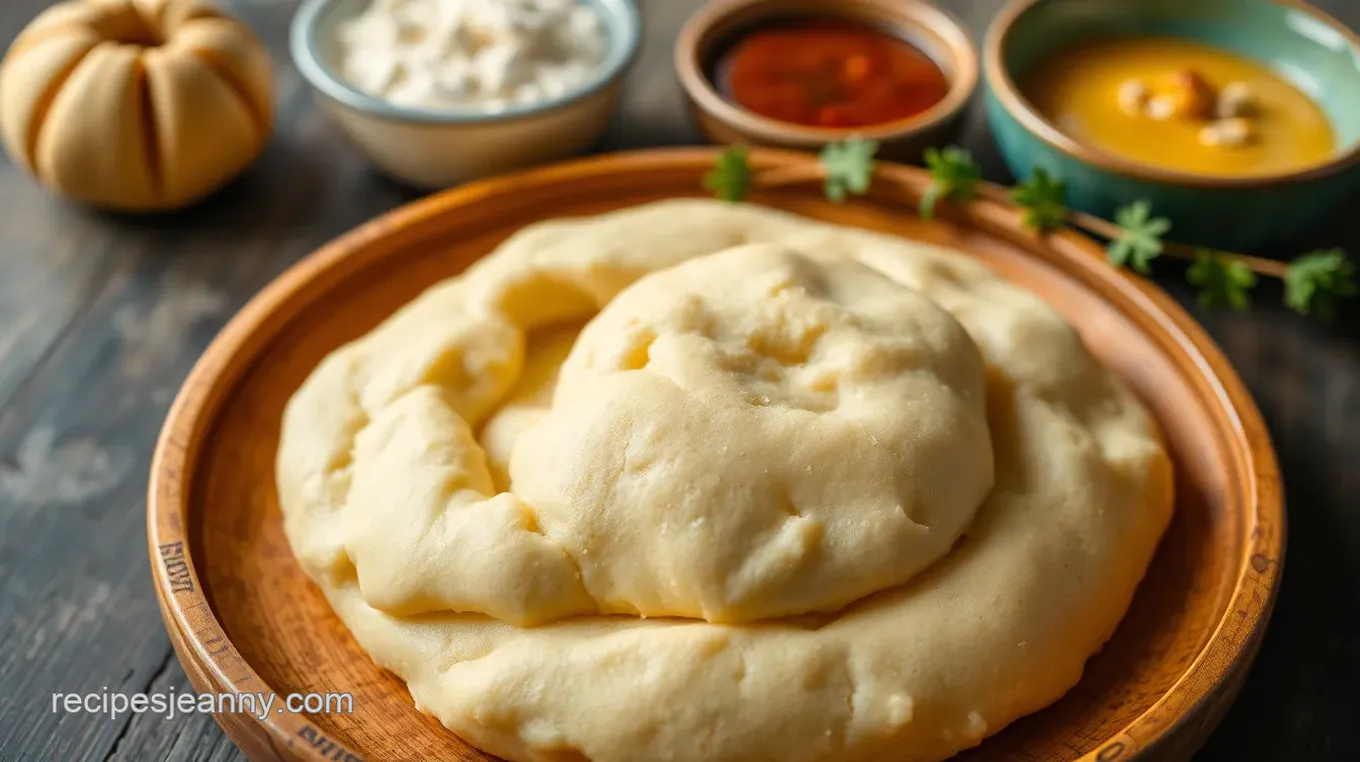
left=277, top=199, right=1173, bottom=762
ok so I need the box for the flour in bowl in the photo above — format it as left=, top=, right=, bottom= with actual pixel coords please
left=335, top=0, right=608, bottom=111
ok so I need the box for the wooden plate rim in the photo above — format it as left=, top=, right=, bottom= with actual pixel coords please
left=146, top=147, right=1285, bottom=762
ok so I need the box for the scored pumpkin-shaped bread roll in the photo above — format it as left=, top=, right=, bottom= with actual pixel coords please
left=0, top=0, right=274, bottom=211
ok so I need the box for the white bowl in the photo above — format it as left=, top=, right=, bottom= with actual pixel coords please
left=290, top=0, right=641, bottom=189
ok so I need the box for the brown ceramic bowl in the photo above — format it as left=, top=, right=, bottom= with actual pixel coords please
left=675, top=0, right=979, bottom=161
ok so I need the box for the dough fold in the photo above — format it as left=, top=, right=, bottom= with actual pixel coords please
left=277, top=199, right=1173, bottom=762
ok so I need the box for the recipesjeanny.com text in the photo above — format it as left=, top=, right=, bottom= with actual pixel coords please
left=52, top=687, right=353, bottom=722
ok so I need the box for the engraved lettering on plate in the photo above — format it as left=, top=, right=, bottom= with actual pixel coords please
left=299, top=725, right=363, bottom=762
left=158, top=541, right=194, bottom=593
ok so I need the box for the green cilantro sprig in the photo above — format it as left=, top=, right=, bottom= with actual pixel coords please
left=819, top=136, right=878, bottom=202
left=1107, top=201, right=1172, bottom=275
left=701, top=139, right=1355, bottom=320
left=920, top=147, right=981, bottom=220
left=703, top=145, right=751, bottom=202
left=1009, top=168, right=1067, bottom=232
left=1284, top=249, right=1357, bottom=319
left=1188, top=250, right=1257, bottom=310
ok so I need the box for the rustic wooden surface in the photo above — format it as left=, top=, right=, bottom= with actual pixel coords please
left=0, top=1, right=1354, bottom=760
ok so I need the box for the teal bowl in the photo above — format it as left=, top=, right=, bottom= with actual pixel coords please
left=984, top=0, right=1360, bottom=254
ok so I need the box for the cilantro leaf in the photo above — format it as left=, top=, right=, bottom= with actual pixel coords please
left=703, top=145, right=751, bottom=202
left=820, top=136, right=879, bottom=203
left=1009, top=168, right=1068, bottom=232
left=920, top=146, right=980, bottom=220
left=1284, top=248, right=1356, bottom=319
left=1107, top=201, right=1172, bottom=274
left=1187, top=249, right=1257, bottom=310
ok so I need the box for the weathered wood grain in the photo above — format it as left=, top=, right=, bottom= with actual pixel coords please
left=0, top=2, right=411, bottom=761
left=1190, top=290, right=1360, bottom=761
left=0, top=0, right=1356, bottom=760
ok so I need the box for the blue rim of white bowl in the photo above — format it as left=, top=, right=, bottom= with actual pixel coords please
left=290, top=0, right=642, bottom=124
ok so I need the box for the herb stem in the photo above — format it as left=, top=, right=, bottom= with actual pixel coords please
left=970, top=185, right=1292, bottom=279
left=751, top=165, right=826, bottom=189
left=754, top=162, right=1293, bottom=280
left=711, top=140, right=1351, bottom=317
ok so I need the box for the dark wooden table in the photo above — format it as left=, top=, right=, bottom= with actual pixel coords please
left=1, top=1, right=1356, bottom=760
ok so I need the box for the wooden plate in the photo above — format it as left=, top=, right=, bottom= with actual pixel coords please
left=147, top=148, right=1283, bottom=762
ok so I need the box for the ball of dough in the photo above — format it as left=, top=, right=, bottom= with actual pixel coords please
left=512, top=244, right=994, bottom=622
left=276, top=200, right=1173, bottom=762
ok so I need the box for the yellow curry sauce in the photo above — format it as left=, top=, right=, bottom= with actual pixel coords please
left=1023, top=36, right=1335, bottom=177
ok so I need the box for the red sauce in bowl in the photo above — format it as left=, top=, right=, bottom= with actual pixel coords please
left=715, top=22, right=951, bottom=129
